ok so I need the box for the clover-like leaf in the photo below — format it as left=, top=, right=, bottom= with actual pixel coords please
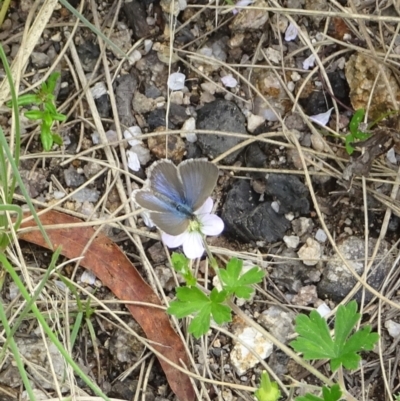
left=219, top=258, right=264, bottom=300
left=167, top=287, right=231, bottom=338
left=290, top=300, right=379, bottom=372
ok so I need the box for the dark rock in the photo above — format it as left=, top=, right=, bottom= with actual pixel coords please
left=388, top=215, right=400, bottom=231
left=95, top=93, right=111, bottom=118
left=317, top=236, right=392, bottom=302
left=196, top=99, right=247, bottom=164
left=327, top=71, right=350, bottom=105
left=185, top=142, right=203, bottom=159
left=300, top=90, right=328, bottom=116
left=245, top=143, right=267, bottom=183
left=114, top=73, right=137, bottom=128
left=169, top=104, right=188, bottom=125
left=265, top=174, right=309, bottom=214
left=145, top=84, right=162, bottom=99
left=122, top=0, right=151, bottom=39
left=147, top=109, right=176, bottom=130
left=77, top=41, right=100, bottom=72
left=222, top=180, right=290, bottom=242
left=19, top=169, right=48, bottom=198
left=300, top=71, right=350, bottom=115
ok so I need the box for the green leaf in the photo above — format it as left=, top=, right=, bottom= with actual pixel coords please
left=349, top=109, right=365, bottom=135
left=255, top=371, right=281, bottom=401
left=46, top=72, right=60, bottom=93
left=52, top=134, right=63, bottom=146
left=167, top=286, right=231, bottom=338
left=219, top=258, right=264, bottom=300
left=296, top=384, right=343, bottom=401
left=7, top=94, right=41, bottom=108
left=24, top=109, right=45, bottom=120
left=171, top=252, right=196, bottom=286
left=290, top=300, right=379, bottom=372
left=41, top=127, right=54, bottom=151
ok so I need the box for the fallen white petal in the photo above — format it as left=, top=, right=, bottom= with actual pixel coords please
left=316, top=303, right=331, bottom=318
left=200, top=214, right=224, bottom=236
left=195, top=197, right=213, bottom=215
left=124, top=126, right=142, bottom=147
left=285, top=22, right=298, bottom=41
left=162, top=231, right=187, bottom=248
left=127, top=150, right=141, bottom=171
left=168, top=72, right=186, bottom=91
left=303, top=54, right=316, bottom=70
left=221, top=74, right=238, bottom=88
left=232, top=0, right=253, bottom=15
left=310, top=108, right=333, bottom=126
left=80, top=270, right=97, bottom=285
left=182, top=232, right=205, bottom=259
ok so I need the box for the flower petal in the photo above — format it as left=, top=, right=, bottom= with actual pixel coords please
left=195, top=197, right=213, bottom=215
left=310, top=108, right=333, bottom=126
left=162, top=232, right=187, bottom=248
left=183, top=232, right=205, bottom=259
left=200, top=214, right=224, bottom=236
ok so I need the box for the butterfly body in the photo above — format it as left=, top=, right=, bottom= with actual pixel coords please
left=133, top=159, right=219, bottom=236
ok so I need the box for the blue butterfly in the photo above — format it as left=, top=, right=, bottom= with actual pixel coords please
left=133, top=159, right=219, bottom=236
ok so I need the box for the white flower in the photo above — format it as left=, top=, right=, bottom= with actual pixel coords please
left=161, top=197, right=224, bottom=259
left=168, top=72, right=186, bottom=90
left=310, top=107, right=334, bottom=126
left=285, top=22, right=298, bottom=41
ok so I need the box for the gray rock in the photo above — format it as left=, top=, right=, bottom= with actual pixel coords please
left=71, top=188, right=100, bottom=203
left=76, top=41, right=100, bottom=72
left=64, top=165, right=85, bottom=187
left=196, top=99, right=247, bottom=164
left=114, top=73, right=137, bottom=128
left=31, top=52, right=50, bottom=68
left=265, top=174, right=309, bottom=214
left=317, top=236, right=393, bottom=302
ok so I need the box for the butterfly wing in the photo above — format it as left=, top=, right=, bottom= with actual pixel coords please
left=147, top=160, right=186, bottom=205
left=133, top=190, right=189, bottom=235
left=178, top=159, right=219, bottom=211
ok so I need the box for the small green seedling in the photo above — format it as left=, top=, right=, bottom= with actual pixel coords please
left=254, top=371, right=281, bottom=401
left=8, top=72, right=66, bottom=151
left=345, top=109, right=371, bottom=155
left=168, top=256, right=265, bottom=338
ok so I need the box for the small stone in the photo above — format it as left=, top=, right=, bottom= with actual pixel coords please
left=315, top=228, right=327, bottom=243
left=385, top=320, right=400, bottom=338
left=310, top=132, right=326, bottom=152
left=132, top=92, right=156, bottom=114
left=71, top=188, right=100, bottom=203
left=148, top=242, right=166, bottom=264
left=230, top=318, right=273, bottom=375
left=283, top=235, right=300, bottom=249
left=292, top=285, right=318, bottom=306
left=64, top=165, right=85, bottom=187
left=292, top=217, right=314, bottom=236
left=83, top=162, right=103, bottom=179
left=258, top=306, right=295, bottom=343
left=271, top=201, right=280, bottom=213
left=31, top=52, right=50, bottom=68
left=297, top=237, right=321, bottom=266
left=230, top=0, right=269, bottom=31
left=148, top=128, right=186, bottom=163
left=247, top=113, right=265, bottom=133
left=181, top=117, right=197, bottom=142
